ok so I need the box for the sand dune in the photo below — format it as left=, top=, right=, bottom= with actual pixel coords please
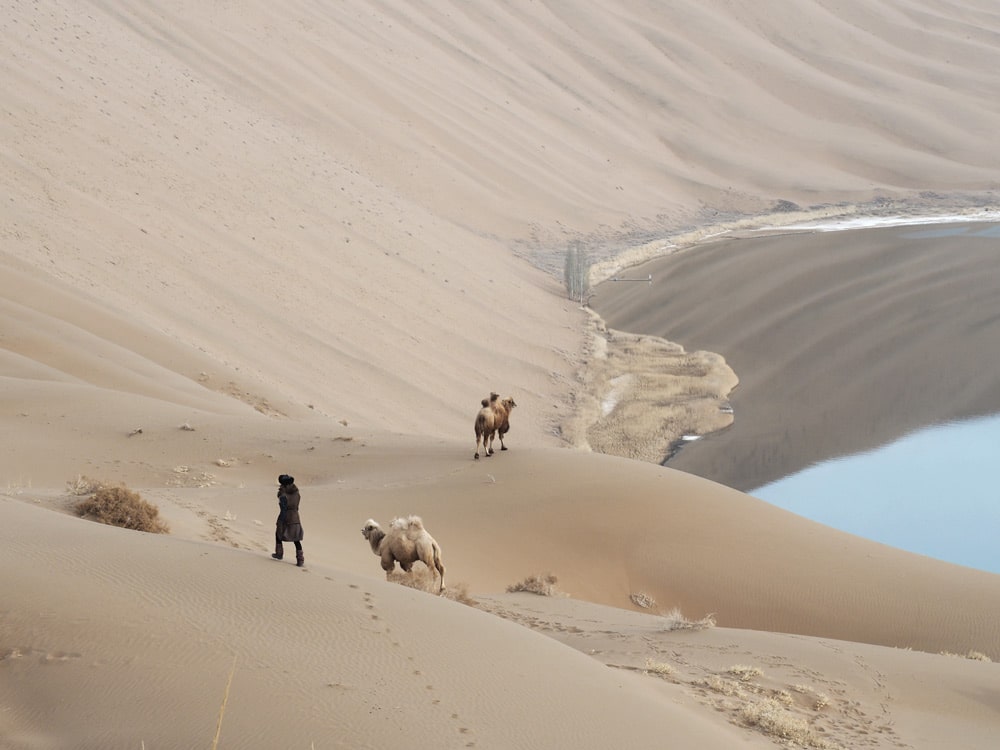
left=3, top=1, right=1000, bottom=748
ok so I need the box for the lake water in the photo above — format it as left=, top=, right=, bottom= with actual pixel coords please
left=751, top=414, right=1000, bottom=574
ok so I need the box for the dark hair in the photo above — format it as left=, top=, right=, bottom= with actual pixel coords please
left=278, top=474, right=294, bottom=486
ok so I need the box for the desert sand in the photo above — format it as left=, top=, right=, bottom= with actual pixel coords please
left=3, top=2, right=1000, bottom=749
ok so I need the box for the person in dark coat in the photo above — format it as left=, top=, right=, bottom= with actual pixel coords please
left=272, top=474, right=304, bottom=566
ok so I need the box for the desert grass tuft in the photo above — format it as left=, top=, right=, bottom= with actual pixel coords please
left=441, top=581, right=478, bottom=606
left=793, top=684, right=831, bottom=710
left=643, top=658, right=674, bottom=677
left=67, top=474, right=103, bottom=496
left=506, top=573, right=561, bottom=596
left=727, top=664, right=764, bottom=682
left=940, top=649, right=992, bottom=662
left=659, top=606, right=716, bottom=631
left=630, top=591, right=656, bottom=609
left=739, top=697, right=840, bottom=748
left=386, top=567, right=446, bottom=595
left=698, top=674, right=747, bottom=698
left=73, top=481, right=169, bottom=534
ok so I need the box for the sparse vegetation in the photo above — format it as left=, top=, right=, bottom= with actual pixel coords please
left=630, top=591, right=656, bottom=609
left=73, top=480, right=169, bottom=534
left=739, top=697, right=840, bottom=748
left=940, top=649, right=992, bottom=662
left=793, top=684, right=831, bottom=710
left=507, top=574, right=561, bottom=596
left=697, top=667, right=842, bottom=748
left=699, top=674, right=747, bottom=698
left=386, top=568, right=474, bottom=603
left=643, top=658, right=674, bottom=677
left=67, top=474, right=103, bottom=496
left=727, top=664, right=764, bottom=682
left=659, top=606, right=716, bottom=632
left=441, top=581, right=478, bottom=607
left=740, top=698, right=809, bottom=741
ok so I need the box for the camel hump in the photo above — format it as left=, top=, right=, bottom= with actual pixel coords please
left=390, top=515, right=424, bottom=533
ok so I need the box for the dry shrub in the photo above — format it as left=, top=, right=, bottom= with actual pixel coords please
left=727, top=664, right=764, bottom=682
left=699, top=674, right=747, bottom=698
left=387, top=569, right=475, bottom=604
left=442, top=581, right=478, bottom=607
left=941, top=650, right=992, bottom=662
left=67, top=475, right=103, bottom=496
left=660, top=606, right=716, bottom=632
left=74, top=482, right=169, bottom=534
left=386, top=567, right=447, bottom=595
left=630, top=592, right=656, bottom=609
left=644, top=658, right=674, bottom=677
left=739, top=698, right=839, bottom=748
left=506, top=574, right=561, bottom=596
left=793, top=684, right=831, bottom=710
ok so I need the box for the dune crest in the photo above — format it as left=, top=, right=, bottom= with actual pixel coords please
left=4, top=2, right=1000, bottom=748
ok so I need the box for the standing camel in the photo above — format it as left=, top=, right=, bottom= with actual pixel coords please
left=474, top=398, right=496, bottom=459
left=488, top=392, right=517, bottom=451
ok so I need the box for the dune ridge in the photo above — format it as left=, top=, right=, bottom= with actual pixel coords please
left=4, top=1, right=1000, bottom=748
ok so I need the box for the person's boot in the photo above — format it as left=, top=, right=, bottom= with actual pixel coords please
left=271, top=542, right=283, bottom=560
left=296, top=549, right=304, bottom=567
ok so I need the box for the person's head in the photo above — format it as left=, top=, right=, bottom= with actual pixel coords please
left=278, top=474, right=295, bottom=487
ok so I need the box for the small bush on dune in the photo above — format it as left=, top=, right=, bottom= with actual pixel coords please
left=506, top=574, right=561, bottom=596
left=630, top=592, right=657, bottom=609
left=66, top=474, right=103, bottom=496
left=940, top=649, right=992, bottom=662
left=386, top=569, right=476, bottom=604
left=644, top=658, right=675, bottom=677
left=739, top=697, right=839, bottom=748
left=659, top=606, right=716, bottom=632
left=727, top=664, right=764, bottom=682
left=74, top=482, right=169, bottom=534
left=793, top=684, right=831, bottom=710
left=442, top=581, right=477, bottom=607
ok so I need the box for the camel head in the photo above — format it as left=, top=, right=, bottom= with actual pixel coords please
left=361, top=519, right=386, bottom=552
left=502, top=397, right=517, bottom=411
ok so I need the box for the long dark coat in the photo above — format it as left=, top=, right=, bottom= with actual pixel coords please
left=276, top=484, right=304, bottom=542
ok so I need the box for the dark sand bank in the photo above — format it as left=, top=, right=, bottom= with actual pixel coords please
left=591, top=221, right=1000, bottom=491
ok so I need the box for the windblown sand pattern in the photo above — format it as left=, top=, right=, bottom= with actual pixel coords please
left=3, top=2, right=1000, bottom=748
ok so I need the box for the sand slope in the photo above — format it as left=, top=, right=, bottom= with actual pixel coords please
left=4, top=1, right=1000, bottom=748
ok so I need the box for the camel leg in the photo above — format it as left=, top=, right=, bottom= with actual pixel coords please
left=436, top=560, right=446, bottom=594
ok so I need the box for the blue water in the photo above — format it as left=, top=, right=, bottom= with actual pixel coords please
left=751, top=415, right=1000, bottom=574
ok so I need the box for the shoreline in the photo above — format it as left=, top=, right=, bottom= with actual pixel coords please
left=569, top=196, right=1000, bottom=484
left=587, top=196, right=1000, bottom=287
